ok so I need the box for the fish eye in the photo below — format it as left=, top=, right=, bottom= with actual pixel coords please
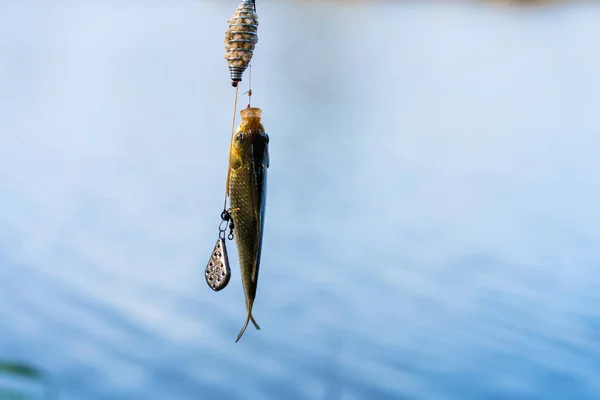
left=235, top=132, right=244, bottom=142
left=264, top=133, right=269, bottom=144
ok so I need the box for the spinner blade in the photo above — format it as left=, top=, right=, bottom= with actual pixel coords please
left=205, top=237, right=231, bottom=291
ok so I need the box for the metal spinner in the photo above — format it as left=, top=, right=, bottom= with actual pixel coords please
left=205, top=237, right=231, bottom=291
left=224, top=0, right=258, bottom=87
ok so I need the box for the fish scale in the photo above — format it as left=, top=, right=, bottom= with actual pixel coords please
left=230, top=163, right=266, bottom=297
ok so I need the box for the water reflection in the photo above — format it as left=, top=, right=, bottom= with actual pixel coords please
left=1, top=1, right=600, bottom=399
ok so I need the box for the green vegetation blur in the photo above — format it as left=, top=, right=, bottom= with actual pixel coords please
left=0, top=362, right=56, bottom=400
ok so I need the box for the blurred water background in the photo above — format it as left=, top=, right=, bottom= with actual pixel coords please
left=1, top=0, right=600, bottom=399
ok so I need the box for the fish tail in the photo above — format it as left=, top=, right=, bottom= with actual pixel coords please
left=235, top=306, right=260, bottom=342
left=251, top=314, right=261, bottom=330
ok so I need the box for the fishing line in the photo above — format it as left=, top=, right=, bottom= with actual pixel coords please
left=243, top=63, right=253, bottom=108
left=248, top=63, right=252, bottom=107
left=223, top=84, right=239, bottom=212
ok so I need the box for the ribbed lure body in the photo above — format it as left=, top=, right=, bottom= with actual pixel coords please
left=225, top=0, right=258, bottom=87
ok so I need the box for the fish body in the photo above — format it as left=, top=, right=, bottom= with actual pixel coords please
left=228, top=107, right=269, bottom=342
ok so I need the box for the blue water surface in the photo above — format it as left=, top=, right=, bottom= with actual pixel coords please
left=1, top=1, right=600, bottom=399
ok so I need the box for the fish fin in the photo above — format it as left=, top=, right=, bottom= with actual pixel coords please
left=249, top=140, right=265, bottom=283
left=226, top=167, right=230, bottom=196
left=249, top=164, right=261, bottom=284
left=252, top=220, right=260, bottom=283
left=235, top=309, right=260, bottom=342
left=229, top=147, right=241, bottom=171
left=226, top=141, right=234, bottom=196
left=251, top=314, right=261, bottom=330
left=264, top=143, right=270, bottom=168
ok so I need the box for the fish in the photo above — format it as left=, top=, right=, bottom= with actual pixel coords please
left=227, top=106, right=269, bottom=342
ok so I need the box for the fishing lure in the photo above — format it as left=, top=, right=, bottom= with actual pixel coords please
left=225, top=0, right=258, bottom=87
left=205, top=212, right=233, bottom=292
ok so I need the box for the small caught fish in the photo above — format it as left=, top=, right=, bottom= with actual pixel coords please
left=228, top=107, right=269, bottom=342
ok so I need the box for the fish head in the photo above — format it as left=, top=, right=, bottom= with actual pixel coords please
left=231, top=107, right=269, bottom=169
